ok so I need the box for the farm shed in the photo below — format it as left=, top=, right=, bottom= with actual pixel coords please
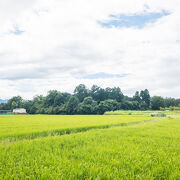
left=13, top=108, right=27, bottom=114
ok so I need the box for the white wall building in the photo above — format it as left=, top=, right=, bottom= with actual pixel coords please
left=13, top=108, right=27, bottom=114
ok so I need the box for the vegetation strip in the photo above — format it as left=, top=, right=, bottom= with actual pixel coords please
left=0, top=118, right=167, bottom=145
left=1, top=84, right=180, bottom=116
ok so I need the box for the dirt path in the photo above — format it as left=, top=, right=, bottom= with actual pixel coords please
left=168, top=115, right=180, bottom=119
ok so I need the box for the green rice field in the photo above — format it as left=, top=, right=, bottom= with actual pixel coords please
left=0, top=113, right=180, bottom=179
left=0, top=114, right=156, bottom=140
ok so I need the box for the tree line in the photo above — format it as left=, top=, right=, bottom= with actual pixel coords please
left=0, top=84, right=180, bottom=114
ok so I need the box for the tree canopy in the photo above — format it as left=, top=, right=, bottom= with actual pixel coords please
left=0, top=84, right=179, bottom=114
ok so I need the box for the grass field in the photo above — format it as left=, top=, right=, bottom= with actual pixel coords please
left=0, top=113, right=180, bottom=179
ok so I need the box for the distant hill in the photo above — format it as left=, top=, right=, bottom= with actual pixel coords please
left=0, top=99, right=8, bottom=104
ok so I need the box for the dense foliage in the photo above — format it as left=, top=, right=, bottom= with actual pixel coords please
left=0, top=84, right=180, bottom=114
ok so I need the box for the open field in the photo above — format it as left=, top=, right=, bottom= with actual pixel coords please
left=0, top=115, right=156, bottom=141
left=0, top=113, right=180, bottom=179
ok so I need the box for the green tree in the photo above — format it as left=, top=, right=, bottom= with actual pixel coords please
left=77, top=97, right=97, bottom=114
left=97, top=99, right=119, bottom=114
left=140, top=89, right=150, bottom=109
left=105, top=87, right=124, bottom=102
left=74, top=84, right=89, bottom=102
left=54, top=92, right=71, bottom=106
left=90, top=85, right=106, bottom=102
left=164, top=98, right=176, bottom=107
left=7, top=96, right=23, bottom=110
left=45, top=90, right=59, bottom=107
left=121, top=101, right=132, bottom=110
left=151, top=96, right=165, bottom=110
left=133, top=91, right=141, bottom=103
left=175, top=99, right=180, bottom=106
left=65, top=96, right=79, bottom=114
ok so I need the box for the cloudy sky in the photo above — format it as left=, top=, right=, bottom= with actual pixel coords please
left=0, top=0, right=180, bottom=99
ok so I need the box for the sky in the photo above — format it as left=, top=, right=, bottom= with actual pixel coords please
left=0, top=0, right=180, bottom=99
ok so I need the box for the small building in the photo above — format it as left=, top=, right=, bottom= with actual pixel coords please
left=13, top=108, right=27, bottom=114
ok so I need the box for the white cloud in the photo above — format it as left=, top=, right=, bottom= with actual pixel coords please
left=0, top=0, right=180, bottom=99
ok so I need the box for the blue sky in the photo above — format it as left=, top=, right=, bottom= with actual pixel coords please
left=99, top=11, right=170, bottom=28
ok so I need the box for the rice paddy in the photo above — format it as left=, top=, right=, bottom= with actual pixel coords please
left=0, top=112, right=179, bottom=179
left=0, top=114, right=156, bottom=141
